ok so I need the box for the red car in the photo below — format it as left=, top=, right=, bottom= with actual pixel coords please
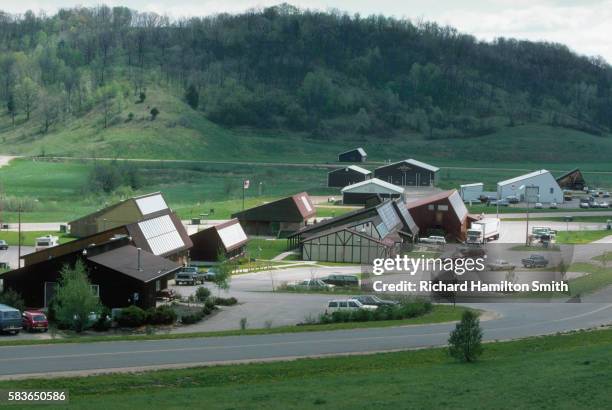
left=22, top=311, right=49, bottom=332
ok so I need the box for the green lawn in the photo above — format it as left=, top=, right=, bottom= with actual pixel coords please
left=565, top=262, right=612, bottom=296
left=0, top=230, right=74, bottom=246
left=503, top=216, right=612, bottom=223
left=556, top=230, right=611, bottom=244
left=246, top=238, right=289, bottom=260
left=3, top=327, right=612, bottom=409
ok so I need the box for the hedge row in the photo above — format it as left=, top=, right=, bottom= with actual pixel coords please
left=181, top=299, right=216, bottom=324
left=116, top=305, right=177, bottom=327
left=319, top=300, right=432, bottom=324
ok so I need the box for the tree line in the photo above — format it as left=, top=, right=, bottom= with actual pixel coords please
left=0, top=4, right=611, bottom=139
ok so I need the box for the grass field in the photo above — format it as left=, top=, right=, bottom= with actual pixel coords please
left=246, top=238, right=289, bottom=260
left=556, top=230, right=611, bottom=244
left=0, top=230, right=74, bottom=246
left=2, top=327, right=612, bottom=409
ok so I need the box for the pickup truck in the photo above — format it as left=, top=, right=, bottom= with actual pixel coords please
left=521, top=255, right=549, bottom=268
left=420, top=236, right=446, bottom=245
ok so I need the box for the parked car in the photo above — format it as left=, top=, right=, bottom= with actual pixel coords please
left=326, top=299, right=377, bottom=312
left=175, top=272, right=198, bottom=286
left=352, top=295, right=398, bottom=306
left=21, top=311, right=48, bottom=332
left=487, top=259, right=516, bottom=271
left=156, top=288, right=178, bottom=301
left=322, top=274, right=360, bottom=287
left=420, top=236, right=446, bottom=245
left=598, top=202, right=610, bottom=208
left=604, top=192, right=610, bottom=198
left=534, top=202, right=543, bottom=209
left=295, top=279, right=335, bottom=290
left=521, top=255, right=549, bottom=268
left=579, top=201, right=590, bottom=209
left=0, top=240, right=8, bottom=250
left=549, top=202, right=558, bottom=209
left=0, top=304, right=22, bottom=335
left=204, top=267, right=219, bottom=281
left=506, top=195, right=520, bottom=204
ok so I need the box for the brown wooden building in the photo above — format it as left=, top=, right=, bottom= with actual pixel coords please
left=327, top=165, right=371, bottom=188
left=190, top=219, right=249, bottom=262
left=556, top=168, right=586, bottom=190
left=374, top=159, right=439, bottom=187
left=406, top=190, right=469, bottom=241
left=0, top=237, right=181, bottom=309
left=232, top=192, right=316, bottom=237
left=338, top=148, right=367, bottom=162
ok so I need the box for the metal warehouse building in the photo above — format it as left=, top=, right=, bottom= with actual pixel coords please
left=407, top=190, right=469, bottom=242
left=301, top=228, right=391, bottom=264
left=497, top=170, right=563, bottom=203
left=69, top=192, right=170, bottom=238
left=328, top=165, right=371, bottom=188
left=189, top=219, right=249, bottom=262
left=341, top=178, right=404, bottom=205
left=374, top=159, right=439, bottom=186
left=232, top=192, right=315, bottom=237
left=556, top=168, right=586, bottom=190
left=459, top=183, right=484, bottom=202
left=338, top=147, right=367, bottom=162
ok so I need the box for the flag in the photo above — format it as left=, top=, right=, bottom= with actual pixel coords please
left=243, top=179, right=250, bottom=189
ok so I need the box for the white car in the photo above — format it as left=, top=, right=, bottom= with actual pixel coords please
left=487, top=259, right=516, bottom=271
left=598, top=202, right=609, bottom=208
left=420, top=235, right=446, bottom=245
left=326, top=299, right=377, bottom=312
left=579, top=201, right=590, bottom=209
left=549, top=202, right=558, bottom=209
left=534, top=203, right=543, bottom=209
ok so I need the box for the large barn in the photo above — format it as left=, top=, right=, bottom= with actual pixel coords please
left=338, top=147, right=367, bottom=162
left=556, top=168, right=587, bottom=190
left=0, top=236, right=181, bottom=309
left=341, top=178, right=404, bottom=205
left=497, top=170, right=563, bottom=203
left=69, top=192, right=170, bottom=238
left=327, top=165, right=371, bottom=188
left=406, top=190, right=469, bottom=242
left=190, top=219, right=249, bottom=262
left=374, top=159, right=439, bottom=186
left=232, top=192, right=316, bottom=237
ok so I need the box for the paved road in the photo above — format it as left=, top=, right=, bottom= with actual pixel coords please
left=1, top=301, right=611, bottom=379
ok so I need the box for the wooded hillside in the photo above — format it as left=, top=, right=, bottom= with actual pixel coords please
left=0, top=3, right=611, bottom=144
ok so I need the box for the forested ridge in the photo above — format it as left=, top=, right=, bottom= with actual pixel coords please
left=0, top=3, right=611, bottom=145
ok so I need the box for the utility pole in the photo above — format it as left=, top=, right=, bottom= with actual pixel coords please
left=17, top=205, right=21, bottom=269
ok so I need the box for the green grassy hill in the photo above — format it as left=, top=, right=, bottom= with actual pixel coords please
left=1, top=85, right=612, bottom=167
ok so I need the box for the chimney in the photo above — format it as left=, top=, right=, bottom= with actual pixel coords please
left=137, top=247, right=142, bottom=271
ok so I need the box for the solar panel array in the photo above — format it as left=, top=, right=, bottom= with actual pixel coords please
left=138, top=215, right=185, bottom=256
left=377, top=201, right=401, bottom=231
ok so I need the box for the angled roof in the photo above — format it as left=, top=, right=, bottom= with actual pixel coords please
left=300, top=226, right=388, bottom=246
left=556, top=168, right=585, bottom=181
left=126, top=212, right=192, bottom=257
left=407, top=190, right=468, bottom=221
left=329, top=165, right=371, bottom=175
left=392, top=199, right=419, bottom=236
left=341, top=178, right=404, bottom=194
left=376, top=159, right=440, bottom=173
left=191, top=219, right=249, bottom=252
left=497, top=170, right=552, bottom=187
left=69, top=192, right=168, bottom=225
left=460, top=182, right=484, bottom=188
left=88, top=245, right=181, bottom=283
left=339, top=147, right=367, bottom=157
left=232, top=192, right=315, bottom=222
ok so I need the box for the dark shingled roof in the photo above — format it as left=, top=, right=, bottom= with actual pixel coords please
left=88, top=245, right=181, bottom=283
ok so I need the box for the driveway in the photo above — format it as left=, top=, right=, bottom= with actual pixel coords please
left=0, top=246, right=35, bottom=269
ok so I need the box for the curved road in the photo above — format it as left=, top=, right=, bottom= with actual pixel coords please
left=1, top=300, right=611, bottom=379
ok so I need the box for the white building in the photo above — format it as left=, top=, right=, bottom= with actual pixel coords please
left=459, top=183, right=484, bottom=202
left=341, top=178, right=404, bottom=205
left=497, top=170, right=563, bottom=203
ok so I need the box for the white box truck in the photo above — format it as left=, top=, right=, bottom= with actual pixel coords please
left=460, top=183, right=484, bottom=203
left=466, top=218, right=500, bottom=244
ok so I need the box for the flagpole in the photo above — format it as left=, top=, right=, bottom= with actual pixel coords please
left=242, top=184, right=245, bottom=210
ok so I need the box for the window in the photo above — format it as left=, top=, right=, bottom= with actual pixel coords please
left=328, top=302, right=338, bottom=307
left=155, top=280, right=161, bottom=292
left=90, top=284, right=100, bottom=297
left=438, top=204, right=449, bottom=211
left=339, top=301, right=348, bottom=308
left=550, top=187, right=554, bottom=194
left=0, top=278, right=3, bottom=293
left=428, top=204, right=434, bottom=210
left=348, top=302, right=358, bottom=307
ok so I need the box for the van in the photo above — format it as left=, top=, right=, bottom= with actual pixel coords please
left=0, top=304, right=22, bottom=335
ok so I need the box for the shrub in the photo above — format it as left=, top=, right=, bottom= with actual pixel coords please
left=448, top=310, right=483, bottom=362
left=0, top=289, right=25, bottom=311
left=117, top=305, right=147, bottom=327
left=147, top=305, right=177, bottom=325
left=204, top=299, right=216, bottom=311
left=195, top=287, right=211, bottom=302
left=92, top=307, right=112, bottom=331
left=213, top=296, right=238, bottom=306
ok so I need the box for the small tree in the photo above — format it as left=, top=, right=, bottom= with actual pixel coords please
left=150, top=107, right=159, bottom=120
left=6, top=92, right=16, bottom=126
left=213, top=250, right=232, bottom=296
left=0, top=289, right=25, bottom=311
left=185, top=84, right=199, bottom=109
left=448, top=310, right=483, bottom=363
left=53, top=260, right=101, bottom=333
left=138, top=91, right=146, bottom=103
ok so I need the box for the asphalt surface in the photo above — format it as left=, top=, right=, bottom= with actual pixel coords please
left=1, top=301, right=611, bottom=378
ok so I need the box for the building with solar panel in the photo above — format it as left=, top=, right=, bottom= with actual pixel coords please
left=189, top=219, right=249, bottom=262
left=406, top=190, right=470, bottom=241
left=69, top=192, right=172, bottom=238
left=288, top=199, right=419, bottom=263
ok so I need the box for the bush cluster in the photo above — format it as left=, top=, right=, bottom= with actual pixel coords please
left=318, top=300, right=432, bottom=324
left=212, top=296, right=238, bottom=306
left=116, top=305, right=177, bottom=327
left=181, top=303, right=216, bottom=325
